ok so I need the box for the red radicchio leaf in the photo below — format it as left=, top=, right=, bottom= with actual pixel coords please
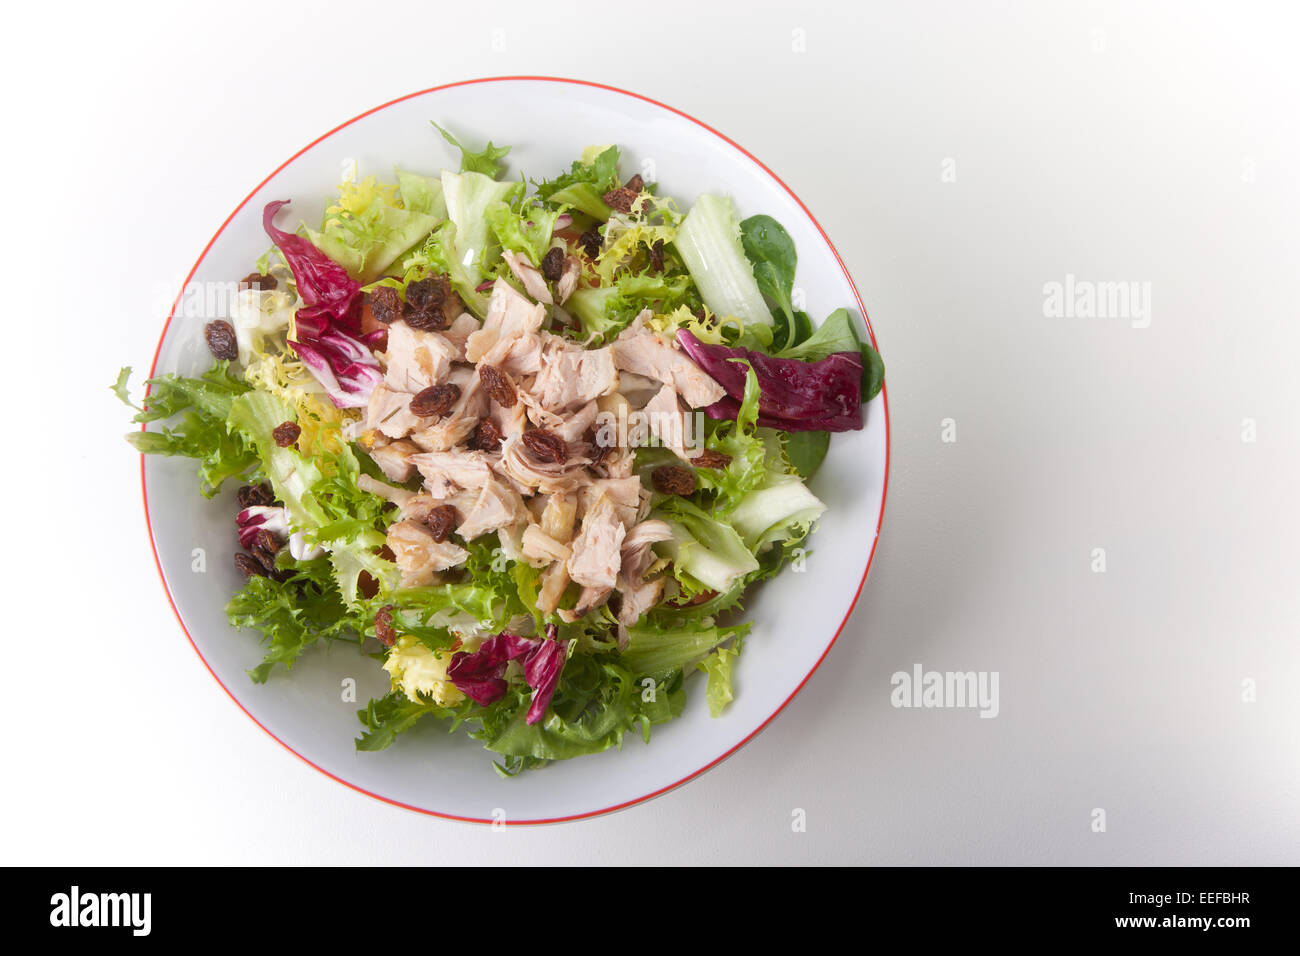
left=262, top=200, right=362, bottom=330
left=236, top=506, right=288, bottom=548
left=676, top=330, right=864, bottom=432
left=446, top=624, right=568, bottom=724
left=263, top=200, right=381, bottom=408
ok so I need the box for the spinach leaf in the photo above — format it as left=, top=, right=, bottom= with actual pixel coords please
left=785, top=430, right=831, bottom=479
left=740, top=214, right=799, bottom=348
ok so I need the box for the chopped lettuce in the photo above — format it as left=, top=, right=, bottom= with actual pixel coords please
left=675, top=194, right=774, bottom=328
left=307, top=175, right=441, bottom=283
left=486, top=196, right=567, bottom=266
left=654, top=497, right=760, bottom=594
left=619, top=619, right=750, bottom=680
left=431, top=122, right=512, bottom=179
left=535, top=144, right=621, bottom=216
left=441, top=170, right=525, bottom=280
left=227, top=555, right=366, bottom=683
left=697, top=644, right=739, bottom=717
left=567, top=273, right=698, bottom=343
left=116, top=363, right=257, bottom=496
left=396, top=169, right=447, bottom=218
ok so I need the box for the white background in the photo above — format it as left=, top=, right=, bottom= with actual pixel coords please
left=5, top=0, right=1297, bottom=864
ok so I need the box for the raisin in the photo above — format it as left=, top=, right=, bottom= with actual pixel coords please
left=423, top=504, right=460, bottom=542
left=651, top=465, right=695, bottom=496
left=648, top=238, right=665, bottom=273
left=204, top=320, right=238, bottom=360
left=239, top=272, right=277, bottom=292
left=541, top=246, right=564, bottom=281
left=468, top=418, right=503, bottom=452
left=479, top=364, right=517, bottom=408
left=236, top=482, right=275, bottom=508
left=234, top=553, right=267, bottom=578
left=272, top=421, right=301, bottom=447
left=691, top=449, right=732, bottom=470
left=250, top=528, right=279, bottom=557
left=523, top=429, right=568, bottom=464
left=373, top=605, right=396, bottom=647
left=602, top=175, right=644, bottom=214
left=405, top=275, right=449, bottom=312
left=584, top=425, right=614, bottom=466
left=579, top=227, right=603, bottom=258
left=403, top=306, right=447, bottom=331
left=357, top=571, right=380, bottom=600
left=409, top=383, right=461, bottom=418
left=368, top=286, right=402, bottom=324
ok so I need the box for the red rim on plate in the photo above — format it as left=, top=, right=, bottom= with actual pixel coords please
left=140, top=76, right=891, bottom=825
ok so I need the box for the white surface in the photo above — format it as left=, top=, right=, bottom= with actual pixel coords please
left=5, top=0, right=1298, bottom=864
left=144, top=77, right=887, bottom=822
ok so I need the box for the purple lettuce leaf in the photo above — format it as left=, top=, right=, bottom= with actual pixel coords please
left=446, top=625, right=569, bottom=724
left=677, top=330, right=863, bottom=432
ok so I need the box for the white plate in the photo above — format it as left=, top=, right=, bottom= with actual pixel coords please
left=142, top=77, right=890, bottom=824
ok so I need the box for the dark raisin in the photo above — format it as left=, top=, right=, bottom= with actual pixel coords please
left=240, top=272, right=277, bottom=292
left=584, top=425, right=614, bottom=466
left=602, top=176, right=643, bottom=215
left=625, top=173, right=644, bottom=192
left=523, top=429, right=568, bottom=464
left=403, top=306, right=447, bottom=332
left=423, top=504, right=460, bottom=542
left=373, top=605, right=396, bottom=647
left=579, top=227, right=603, bottom=258
left=479, top=364, right=517, bottom=408
left=368, top=286, right=402, bottom=324
left=541, top=246, right=564, bottom=281
left=648, top=238, right=665, bottom=273
left=204, top=320, right=238, bottom=360
left=357, top=571, right=379, bottom=601
left=468, top=418, right=503, bottom=452
left=409, top=383, right=461, bottom=418
left=272, top=421, right=301, bottom=447
left=405, top=275, right=449, bottom=312
left=236, top=482, right=275, bottom=508
left=250, top=534, right=280, bottom=574
left=652, top=465, right=696, bottom=496
left=234, top=553, right=267, bottom=578
left=691, top=449, right=732, bottom=470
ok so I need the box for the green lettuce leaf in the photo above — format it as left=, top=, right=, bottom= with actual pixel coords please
left=567, top=272, right=698, bottom=344
left=675, top=194, right=774, bottom=327
left=227, top=556, right=366, bottom=683
left=440, top=170, right=526, bottom=281
left=653, top=497, right=760, bottom=594
left=116, top=362, right=258, bottom=497
left=432, top=122, right=511, bottom=179
left=697, top=643, right=739, bottom=717
left=619, top=619, right=750, bottom=680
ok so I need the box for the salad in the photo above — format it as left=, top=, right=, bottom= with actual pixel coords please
left=116, top=125, right=884, bottom=774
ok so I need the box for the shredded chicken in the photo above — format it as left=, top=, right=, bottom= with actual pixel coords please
left=465, top=278, right=546, bottom=362
left=357, top=270, right=732, bottom=628
left=503, top=250, right=553, bottom=305
left=387, top=520, right=469, bottom=587
left=370, top=438, right=421, bottom=483
left=532, top=340, right=619, bottom=412
left=612, top=313, right=727, bottom=408
left=384, top=320, right=458, bottom=393
left=567, top=495, right=627, bottom=590
left=556, top=255, right=581, bottom=304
